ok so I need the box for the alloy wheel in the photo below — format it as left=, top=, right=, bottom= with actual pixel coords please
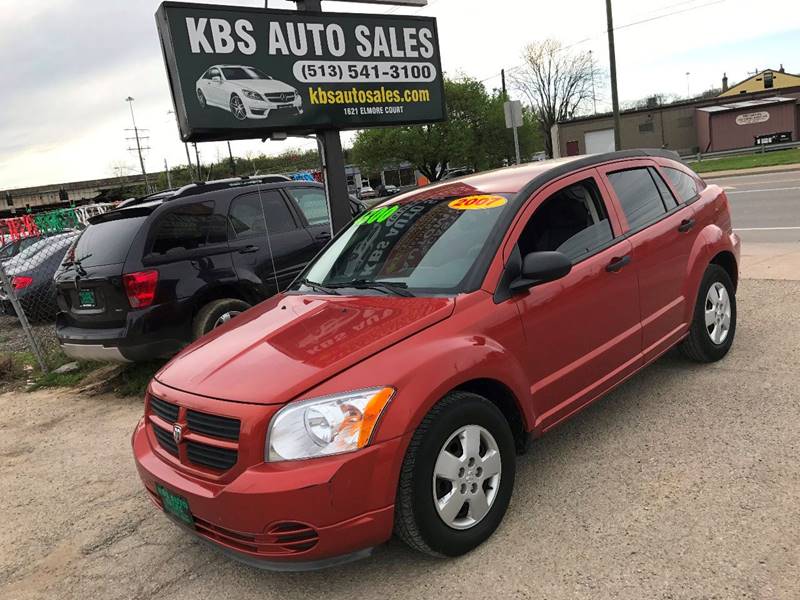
left=230, top=95, right=247, bottom=120
left=432, top=424, right=502, bottom=530
left=705, top=282, right=731, bottom=345
left=197, top=89, right=206, bottom=108
left=213, top=310, right=241, bottom=329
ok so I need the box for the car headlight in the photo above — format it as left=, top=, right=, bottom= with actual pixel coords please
left=266, top=387, right=394, bottom=462
left=242, top=89, right=264, bottom=101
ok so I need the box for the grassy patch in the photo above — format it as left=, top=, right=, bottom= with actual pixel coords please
left=690, top=148, right=800, bottom=174
left=29, top=361, right=97, bottom=390
left=109, top=361, right=163, bottom=397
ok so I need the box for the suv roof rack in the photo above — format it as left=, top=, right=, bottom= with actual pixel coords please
left=169, top=174, right=294, bottom=200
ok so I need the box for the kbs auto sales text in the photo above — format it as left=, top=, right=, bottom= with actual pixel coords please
left=186, top=18, right=436, bottom=59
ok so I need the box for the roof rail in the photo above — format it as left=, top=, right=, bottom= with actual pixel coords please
left=168, top=174, right=294, bottom=201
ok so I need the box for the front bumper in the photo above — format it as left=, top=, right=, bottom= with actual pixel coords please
left=132, top=383, right=405, bottom=570
left=245, top=96, right=303, bottom=119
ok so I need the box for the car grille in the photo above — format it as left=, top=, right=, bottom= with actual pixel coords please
left=187, top=409, right=240, bottom=440
left=153, top=425, right=178, bottom=456
left=265, top=91, right=295, bottom=103
left=148, top=395, right=241, bottom=473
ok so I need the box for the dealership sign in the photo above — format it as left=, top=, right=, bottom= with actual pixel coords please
left=155, top=2, right=446, bottom=142
left=735, top=111, right=770, bottom=126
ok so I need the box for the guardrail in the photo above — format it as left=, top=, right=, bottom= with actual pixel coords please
left=685, top=140, right=800, bottom=162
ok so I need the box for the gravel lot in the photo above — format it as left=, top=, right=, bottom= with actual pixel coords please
left=1, top=278, right=798, bottom=600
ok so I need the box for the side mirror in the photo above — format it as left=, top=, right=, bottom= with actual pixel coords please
left=211, top=75, right=221, bottom=83
left=509, top=251, right=572, bottom=293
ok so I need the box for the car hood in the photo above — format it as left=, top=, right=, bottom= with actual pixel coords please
left=155, top=293, right=455, bottom=405
left=229, top=79, right=295, bottom=94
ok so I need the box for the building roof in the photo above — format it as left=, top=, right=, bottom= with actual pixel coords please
left=697, top=96, right=798, bottom=113
left=719, top=68, right=800, bottom=98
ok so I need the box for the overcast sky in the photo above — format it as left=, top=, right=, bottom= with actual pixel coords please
left=2, top=0, right=799, bottom=190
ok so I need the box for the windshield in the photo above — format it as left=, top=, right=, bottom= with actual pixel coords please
left=298, top=194, right=513, bottom=294
left=222, top=67, right=270, bottom=80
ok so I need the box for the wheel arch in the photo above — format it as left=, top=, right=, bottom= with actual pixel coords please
left=452, top=378, right=528, bottom=454
left=709, top=250, right=738, bottom=291
left=191, top=283, right=254, bottom=319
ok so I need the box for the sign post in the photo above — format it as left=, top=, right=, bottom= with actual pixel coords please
left=504, top=99, right=523, bottom=165
left=156, top=0, right=445, bottom=234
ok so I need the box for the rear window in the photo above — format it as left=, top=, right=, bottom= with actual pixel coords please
left=664, top=167, right=699, bottom=202
left=72, top=217, right=146, bottom=267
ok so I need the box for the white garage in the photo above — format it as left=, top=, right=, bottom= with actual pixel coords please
left=584, top=129, right=616, bottom=154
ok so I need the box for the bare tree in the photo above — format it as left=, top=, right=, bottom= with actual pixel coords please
left=511, top=40, right=594, bottom=157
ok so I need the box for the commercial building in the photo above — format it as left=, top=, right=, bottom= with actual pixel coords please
left=554, top=67, right=800, bottom=157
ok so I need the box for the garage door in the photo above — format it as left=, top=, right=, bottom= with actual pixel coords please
left=585, top=129, right=615, bottom=154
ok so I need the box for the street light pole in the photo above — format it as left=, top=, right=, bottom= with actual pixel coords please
left=589, top=50, right=597, bottom=114
left=605, top=0, right=622, bottom=151
left=168, top=109, right=196, bottom=181
left=125, top=96, right=151, bottom=192
left=686, top=71, right=691, bottom=98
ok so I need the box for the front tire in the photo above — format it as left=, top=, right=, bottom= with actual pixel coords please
left=680, top=264, right=736, bottom=362
left=197, top=89, right=207, bottom=108
left=192, top=298, right=251, bottom=340
left=229, top=94, right=247, bottom=120
left=394, top=391, right=516, bottom=557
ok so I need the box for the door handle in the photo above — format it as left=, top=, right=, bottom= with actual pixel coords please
left=606, top=255, right=631, bottom=272
left=315, top=231, right=332, bottom=241
left=678, top=218, right=695, bottom=233
left=238, top=244, right=259, bottom=254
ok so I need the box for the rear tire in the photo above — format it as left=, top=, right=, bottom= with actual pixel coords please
left=680, top=264, right=736, bottom=362
left=394, top=391, right=516, bottom=557
left=192, top=299, right=250, bottom=340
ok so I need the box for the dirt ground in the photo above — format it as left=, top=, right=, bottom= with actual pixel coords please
left=1, top=278, right=799, bottom=600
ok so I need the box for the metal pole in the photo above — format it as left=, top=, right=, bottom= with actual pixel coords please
left=0, top=264, right=47, bottom=373
left=512, top=126, right=521, bottom=165
left=589, top=50, right=597, bottom=114
left=297, top=0, right=353, bottom=234
left=605, top=0, right=622, bottom=150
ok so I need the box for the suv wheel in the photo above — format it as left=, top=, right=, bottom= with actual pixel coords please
left=680, top=264, right=736, bottom=362
left=394, top=391, right=516, bottom=557
left=193, top=299, right=251, bottom=340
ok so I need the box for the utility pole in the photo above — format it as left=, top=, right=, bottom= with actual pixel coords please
left=501, top=68, right=507, bottom=100
left=605, top=0, right=622, bottom=151
left=686, top=71, right=691, bottom=98
left=125, top=96, right=152, bottom=192
left=589, top=50, right=597, bottom=114
left=227, top=141, right=237, bottom=176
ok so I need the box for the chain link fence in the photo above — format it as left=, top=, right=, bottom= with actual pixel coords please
left=0, top=232, right=82, bottom=373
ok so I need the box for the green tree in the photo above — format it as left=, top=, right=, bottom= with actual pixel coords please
left=351, top=77, right=542, bottom=182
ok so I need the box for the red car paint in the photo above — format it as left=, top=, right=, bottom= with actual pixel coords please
left=133, top=151, right=739, bottom=568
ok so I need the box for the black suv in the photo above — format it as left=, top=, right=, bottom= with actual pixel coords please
left=54, top=179, right=364, bottom=362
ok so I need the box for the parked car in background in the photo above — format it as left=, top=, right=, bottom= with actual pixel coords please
left=1, top=236, right=41, bottom=263
left=55, top=179, right=363, bottom=362
left=1, top=232, right=79, bottom=321
left=376, top=184, right=399, bottom=197
left=358, top=185, right=377, bottom=200
left=132, top=149, right=739, bottom=569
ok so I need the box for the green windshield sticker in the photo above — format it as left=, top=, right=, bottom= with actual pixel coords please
left=355, top=205, right=399, bottom=225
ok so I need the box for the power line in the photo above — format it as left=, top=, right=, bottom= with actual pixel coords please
left=476, top=0, right=725, bottom=84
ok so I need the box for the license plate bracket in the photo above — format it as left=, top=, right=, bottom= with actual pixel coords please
left=77, top=288, right=96, bottom=308
left=156, top=484, right=194, bottom=526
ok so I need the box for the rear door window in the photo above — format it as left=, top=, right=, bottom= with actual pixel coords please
left=229, top=194, right=266, bottom=240
left=71, top=216, right=147, bottom=267
left=663, top=167, right=699, bottom=203
left=287, top=188, right=330, bottom=226
left=261, top=192, right=298, bottom=233
left=607, top=168, right=668, bottom=231
left=149, top=201, right=227, bottom=255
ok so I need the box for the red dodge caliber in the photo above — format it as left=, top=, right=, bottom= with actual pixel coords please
left=133, top=150, right=740, bottom=570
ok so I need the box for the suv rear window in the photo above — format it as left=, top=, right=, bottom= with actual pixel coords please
left=72, top=216, right=147, bottom=267
left=288, top=188, right=329, bottom=226
left=149, top=202, right=227, bottom=255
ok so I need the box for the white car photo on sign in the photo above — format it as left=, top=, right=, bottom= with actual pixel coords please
left=195, top=65, right=303, bottom=121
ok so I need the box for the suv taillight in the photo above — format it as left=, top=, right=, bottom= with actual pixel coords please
left=122, top=270, right=158, bottom=308
left=11, top=276, right=33, bottom=290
